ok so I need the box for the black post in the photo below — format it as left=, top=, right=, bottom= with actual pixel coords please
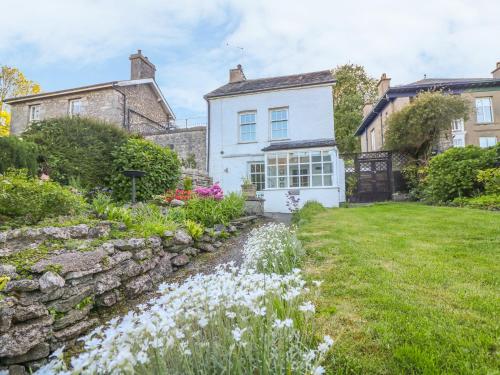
left=122, top=170, right=146, bottom=204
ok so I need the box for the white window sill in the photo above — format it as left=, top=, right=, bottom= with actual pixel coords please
left=263, top=185, right=339, bottom=191
left=268, top=138, right=290, bottom=142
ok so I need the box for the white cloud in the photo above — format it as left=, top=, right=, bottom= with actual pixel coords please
left=1, top=0, right=498, bottom=116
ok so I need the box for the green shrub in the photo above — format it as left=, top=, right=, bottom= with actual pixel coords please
left=401, top=164, right=427, bottom=201
left=452, top=194, right=500, bottom=210
left=291, top=200, right=326, bottom=225
left=182, top=193, right=245, bottom=227
left=184, top=219, right=204, bottom=240
left=423, top=146, right=497, bottom=203
left=110, top=138, right=181, bottom=202
left=477, top=168, right=500, bottom=195
left=22, top=117, right=129, bottom=188
left=183, top=177, right=193, bottom=191
left=0, top=136, right=39, bottom=176
left=0, top=169, right=87, bottom=225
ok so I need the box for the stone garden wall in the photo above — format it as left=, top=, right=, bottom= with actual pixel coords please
left=0, top=217, right=257, bottom=374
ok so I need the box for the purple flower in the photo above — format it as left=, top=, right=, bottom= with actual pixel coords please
left=194, top=183, right=224, bottom=200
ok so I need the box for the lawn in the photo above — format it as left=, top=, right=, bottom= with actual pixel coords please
left=297, top=203, right=500, bottom=374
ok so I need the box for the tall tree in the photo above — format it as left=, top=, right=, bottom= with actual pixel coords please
left=384, top=91, right=471, bottom=161
left=333, top=64, right=377, bottom=154
left=0, top=66, right=41, bottom=136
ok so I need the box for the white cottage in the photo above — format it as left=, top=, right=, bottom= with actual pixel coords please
left=204, top=65, right=345, bottom=213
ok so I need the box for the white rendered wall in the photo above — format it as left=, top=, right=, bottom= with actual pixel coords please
left=208, top=84, right=343, bottom=213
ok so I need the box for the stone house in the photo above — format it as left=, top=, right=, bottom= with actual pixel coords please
left=355, top=62, right=500, bottom=152
left=205, top=65, right=345, bottom=213
left=5, top=50, right=175, bottom=136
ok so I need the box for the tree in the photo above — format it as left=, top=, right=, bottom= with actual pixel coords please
left=333, top=64, right=377, bottom=154
left=0, top=66, right=41, bottom=136
left=384, top=91, right=471, bottom=161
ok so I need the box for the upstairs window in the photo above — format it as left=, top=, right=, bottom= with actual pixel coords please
left=29, top=105, right=40, bottom=122
left=370, top=128, right=376, bottom=150
left=69, top=99, right=82, bottom=117
left=451, top=118, right=464, bottom=132
left=475, top=97, right=493, bottom=123
left=270, top=108, right=288, bottom=140
left=239, top=112, right=256, bottom=142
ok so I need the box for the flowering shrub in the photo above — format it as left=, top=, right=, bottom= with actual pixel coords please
left=36, top=224, right=330, bottom=375
left=243, top=223, right=305, bottom=274
left=163, top=189, right=192, bottom=203
left=194, top=183, right=224, bottom=200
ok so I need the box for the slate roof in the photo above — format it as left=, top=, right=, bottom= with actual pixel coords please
left=261, top=138, right=336, bottom=152
left=355, top=77, right=500, bottom=136
left=205, top=70, right=335, bottom=98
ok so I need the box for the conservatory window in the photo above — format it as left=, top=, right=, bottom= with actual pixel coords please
left=266, top=150, right=333, bottom=189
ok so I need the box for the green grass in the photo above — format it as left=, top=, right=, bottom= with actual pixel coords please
left=298, top=203, right=500, bottom=374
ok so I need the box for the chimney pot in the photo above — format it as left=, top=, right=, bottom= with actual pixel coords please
left=129, top=49, right=156, bottom=80
left=229, top=64, right=246, bottom=83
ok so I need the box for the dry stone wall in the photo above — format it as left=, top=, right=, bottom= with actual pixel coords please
left=0, top=217, right=257, bottom=374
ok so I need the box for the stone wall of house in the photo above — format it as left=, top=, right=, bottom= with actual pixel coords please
left=0, top=217, right=257, bottom=373
left=145, top=126, right=207, bottom=171
left=118, top=84, right=171, bottom=134
left=181, top=168, right=212, bottom=187
left=9, top=88, right=124, bottom=135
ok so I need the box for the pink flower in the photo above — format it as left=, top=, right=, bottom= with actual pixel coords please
left=194, top=183, right=224, bottom=200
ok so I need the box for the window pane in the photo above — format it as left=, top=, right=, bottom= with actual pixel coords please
left=277, top=153, right=287, bottom=165
left=311, top=152, right=321, bottom=162
left=299, top=152, right=310, bottom=163
left=312, top=163, right=322, bottom=174
left=300, top=175, right=309, bottom=187
left=278, top=165, right=287, bottom=176
left=278, top=177, right=287, bottom=188
left=323, top=175, right=332, bottom=186
left=267, top=166, right=277, bottom=176
left=290, top=176, right=299, bottom=187
left=299, top=164, right=309, bottom=176
left=289, top=164, right=299, bottom=176
left=322, top=151, right=331, bottom=161
left=289, top=153, right=299, bottom=164
left=323, top=162, right=332, bottom=173
left=267, top=178, right=276, bottom=188
left=312, top=175, right=322, bottom=186
left=267, top=154, right=277, bottom=165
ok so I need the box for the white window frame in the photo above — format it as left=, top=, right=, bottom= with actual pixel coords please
left=69, top=98, right=82, bottom=117
left=29, top=104, right=40, bottom=122
left=238, top=111, right=257, bottom=143
left=265, top=149, right=334, bottom=190
left=479, top=136, right=497, bottom=148
left=269, top=107, right=289, bottom=140
left=451, top=118, right=464, bottom=132
left=475, top=97, right=493, bottom=124
left=247, top=161, right=265, bottom=191
left=370, top=128, right=376, bottom=150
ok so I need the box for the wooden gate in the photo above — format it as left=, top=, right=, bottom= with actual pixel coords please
left=348, top=151, right=393, bottom=203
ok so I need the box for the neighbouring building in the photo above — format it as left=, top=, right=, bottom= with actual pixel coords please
left=5, top=50, right=176, bottom=136
left=205, top=65, right=345, bottom=213
left=355, top=62, right=500, bottom=152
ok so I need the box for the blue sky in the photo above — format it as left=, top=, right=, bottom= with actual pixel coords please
left=1, top=0, right=499, bottom=120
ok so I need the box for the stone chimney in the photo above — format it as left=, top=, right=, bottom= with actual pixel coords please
left=363, top=103, right=374, bottom=118
left=229, top=64, right=246, bottom=83
left=377, top=73, right=391, bottom=97
left=129, top=49, right=156, bottom=80
left=492, top=62, right=500, bottom=79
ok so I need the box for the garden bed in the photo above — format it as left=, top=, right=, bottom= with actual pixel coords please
left=0, top=216, right=259, bottom=373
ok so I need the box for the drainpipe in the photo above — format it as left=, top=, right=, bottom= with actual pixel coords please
left=112, top=83, right=128, bottom=130
left=205, top=98, right=211, bottom=173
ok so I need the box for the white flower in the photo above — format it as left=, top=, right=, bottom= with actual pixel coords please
left=299, top=301, right=316, bottom=313
left=323, top=335, right=334, bottom=347
left=225, top=311, right=237, bottom=319
left=198, top=317, right=208, bottom=328
left=312, top=280, right=323, bottom=287
left=232, top=327, right=247, bottom=342
left=312, top=366, right=325, bottom=375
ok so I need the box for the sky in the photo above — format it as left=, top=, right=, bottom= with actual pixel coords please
left=1, top=0, right=499, bottom=120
